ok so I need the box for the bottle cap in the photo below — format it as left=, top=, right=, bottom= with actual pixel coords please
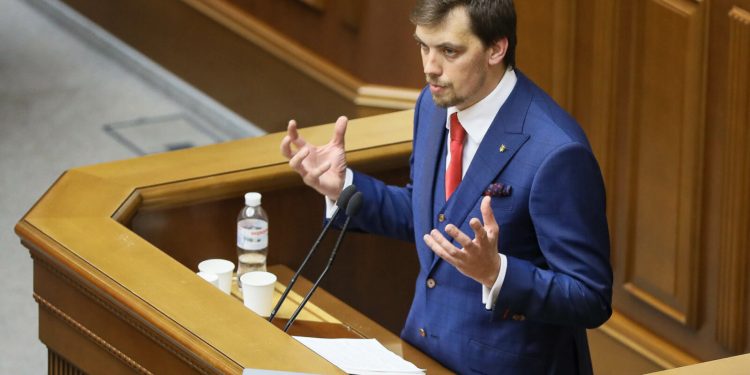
left=244, top=192, right=262, bottom=206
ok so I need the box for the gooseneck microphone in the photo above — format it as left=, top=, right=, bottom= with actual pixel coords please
left=283, top=191, right=363, bottom=332
left=267, top=185, right=358, bottom=323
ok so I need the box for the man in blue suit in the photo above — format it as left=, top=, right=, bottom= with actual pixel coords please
left=280, top=0, right=612, bottom=373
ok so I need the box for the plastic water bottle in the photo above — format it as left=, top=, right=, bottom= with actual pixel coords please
left=237, top=192, right=268, bottom=285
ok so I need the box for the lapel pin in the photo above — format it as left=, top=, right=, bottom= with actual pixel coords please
left=499, top=144, right=507, bottom=153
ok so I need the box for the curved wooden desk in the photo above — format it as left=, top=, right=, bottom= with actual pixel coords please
left=15, top=110, right=450, bottom=374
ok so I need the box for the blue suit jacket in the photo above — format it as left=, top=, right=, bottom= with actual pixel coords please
left=338, top=71, right=612, bottom=374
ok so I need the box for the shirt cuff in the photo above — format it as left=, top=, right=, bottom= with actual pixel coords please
left=482, top=253, right=507, bottom=310
left=324, top=168, right=354, bottom=218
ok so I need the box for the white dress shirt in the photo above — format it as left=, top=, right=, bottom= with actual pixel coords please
left=328, top=67, right=518, bottom=310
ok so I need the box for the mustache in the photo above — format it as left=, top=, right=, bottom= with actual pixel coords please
left=426, top=76, right=450, bottom=87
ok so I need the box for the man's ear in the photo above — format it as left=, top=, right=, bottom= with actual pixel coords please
left=488, top=37, right=508, bottom=66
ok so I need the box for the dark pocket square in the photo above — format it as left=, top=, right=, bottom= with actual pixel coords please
left=484, top=182, right=512, bottom=197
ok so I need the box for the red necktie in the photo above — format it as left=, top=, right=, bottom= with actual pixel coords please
left=446, top=112, right=466, bottom=199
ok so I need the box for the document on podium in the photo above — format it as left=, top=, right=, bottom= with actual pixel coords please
left=294, top=337, right=425, bottom=375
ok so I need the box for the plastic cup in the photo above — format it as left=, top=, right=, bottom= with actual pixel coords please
left=240, top=271, right=277, bottom=317
left=197, top=271, right=219, bottom=288
left=198, top=259, right=235, bottom=294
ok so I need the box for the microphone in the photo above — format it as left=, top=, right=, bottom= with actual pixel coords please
left=283, top=191, right=363, bottom=332
left=267, top=185, right=358, bottom=323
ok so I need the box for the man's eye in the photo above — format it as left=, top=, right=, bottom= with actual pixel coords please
left=444, top=48, right=456, bottom=57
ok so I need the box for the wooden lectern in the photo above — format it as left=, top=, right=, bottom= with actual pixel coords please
left=15, top=110, right=450, bottom=374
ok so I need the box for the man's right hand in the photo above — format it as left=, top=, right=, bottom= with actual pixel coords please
left=280, top=116, right=348, bottom=201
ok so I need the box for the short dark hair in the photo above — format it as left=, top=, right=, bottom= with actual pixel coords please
left=410, top=0, right=517, bottom=68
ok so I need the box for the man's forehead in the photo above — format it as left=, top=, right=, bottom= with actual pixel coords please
left=413, top=7, right=475, bottom=45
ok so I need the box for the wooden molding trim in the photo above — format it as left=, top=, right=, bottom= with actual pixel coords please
left=48, top=350, right=86, bottom=375
left=716, top=5, right=750, bottom=354
left=623, top=283, right=687, bottom=325
left=112, top=189, right=142, bottom=225
left=598, top=311, right=700, bottom=369
left=181, top=0, right=419, bottom=110
left=35, top=292, right=154, bottom=375
left=129, top=144, right=410, bottom=213
left=132, top=132, right=411, bottom=212
left=28, top=247, right=217, bottom=375
left=355, top=85, right=422, bottom=110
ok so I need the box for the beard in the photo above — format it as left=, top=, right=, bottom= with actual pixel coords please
left=426, top=68, right=488, bottom=109
left=431, top=90, right=464, bottom=108
left=427, top=79, right=464, bottom=108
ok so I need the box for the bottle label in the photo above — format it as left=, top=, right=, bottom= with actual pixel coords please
left=237, top=219, right=268, bottom=250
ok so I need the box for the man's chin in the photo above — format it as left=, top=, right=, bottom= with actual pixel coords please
left=431, top=94, right=459, bottom=108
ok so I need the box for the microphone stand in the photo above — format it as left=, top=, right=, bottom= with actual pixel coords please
left=267, top=185, right=357, bottom=323
left=283, top=192, right=362, bottom=332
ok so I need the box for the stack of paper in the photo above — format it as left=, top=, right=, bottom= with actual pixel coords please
left=294, top=337, right=426, bottom=375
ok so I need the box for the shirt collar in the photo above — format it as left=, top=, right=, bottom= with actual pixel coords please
left=446, top=67, right=517, bottom=144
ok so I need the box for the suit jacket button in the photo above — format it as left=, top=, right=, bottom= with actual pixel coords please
left=419, top=328, right=426, bottom=337
left=512, top=314, right=526, bottom=321
left=426, top=278, right=436, bottom=288
left=438, top=214, right=445, bottom=222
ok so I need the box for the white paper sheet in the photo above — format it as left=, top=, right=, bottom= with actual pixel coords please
left=293, top=337, right=425, bottom=375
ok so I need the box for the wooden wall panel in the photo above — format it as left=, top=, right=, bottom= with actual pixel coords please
left=605, top=0, right=750, bottom=366
left=716, top=5, right=750, bottom=354
left=621, top=0, right=707, bottom=327
left=515, top=0, right=577, bottom=109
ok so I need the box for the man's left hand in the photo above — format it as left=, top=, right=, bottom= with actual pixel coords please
left=423, top=196, right=501, bottom=288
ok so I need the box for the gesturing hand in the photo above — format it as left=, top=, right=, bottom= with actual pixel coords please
left=423, top=196, right=501, bottom=288
left=280, top=116, right=348, bottom=200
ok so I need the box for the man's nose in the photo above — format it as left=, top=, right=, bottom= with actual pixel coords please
left=423, top=52, right=442, bottom=77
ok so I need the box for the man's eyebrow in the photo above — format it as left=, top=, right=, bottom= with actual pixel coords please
left=413, top=34, right=463, bottom=50
left=437, top=42, right=462, bottom=50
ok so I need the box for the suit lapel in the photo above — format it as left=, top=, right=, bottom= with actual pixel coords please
left=447, top=133, right=529, bottom=227
left=414, top=105, right=446, bottom=269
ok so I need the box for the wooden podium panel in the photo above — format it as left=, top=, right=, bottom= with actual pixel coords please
left=15, top=110, right=450, bottom=374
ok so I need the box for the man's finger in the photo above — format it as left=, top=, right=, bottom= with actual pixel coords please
left=280, top=134, right=298, bottom=159
left=281, top=121, right=303, bottom=157
left=480, top=196, right=498, bottom=231
left=423, top=234, right=458, bottom=264
left=287, top=119, right=307, bottom=148
left=445, top=224, right=473, bottom=249
left=469, top=218, right=488, bottom=245
left=280, top=135, right=292, bottom=158
left=332, top=116, right=348, bottom=146
left=306, top=161, right=331, bottom=182
left=288, top=147, right=311, bottom=177
left=429, top=229, right=464, bottom=259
